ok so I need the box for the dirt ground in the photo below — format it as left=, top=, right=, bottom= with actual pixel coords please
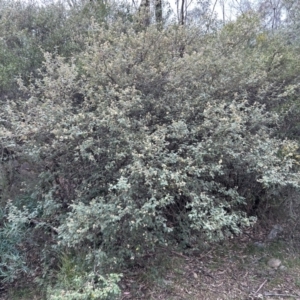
left=120, top=222, right=300, bottom=300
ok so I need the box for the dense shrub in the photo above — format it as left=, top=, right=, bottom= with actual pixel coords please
left=1, top=11, right=300, bottom=297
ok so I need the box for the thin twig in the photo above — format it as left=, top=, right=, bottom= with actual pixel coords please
left=198, top=249, right=213, bottom=260
left=254, top=279, right=268, bottom=294
left=170, top=250, right=189, bottom=258
left=157, top=246, right=189, bottom=259
left=199, top=267, right=216, bottom=281
left=264, top=292, right=300, bottom=298
left=30, top=219, right=59, bottom=234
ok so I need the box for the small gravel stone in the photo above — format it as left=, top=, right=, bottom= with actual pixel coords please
left=254, top=242, right=265, bottom=248
left=279, top=265, right=287, bottom=271
left=267, top=258, right=281, bottom=269
left=267, top=224, right=283, bottom=240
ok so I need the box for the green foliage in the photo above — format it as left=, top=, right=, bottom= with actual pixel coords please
left=48, top=272, right=121, bottom=300
left=0, top=203, right=33, bottom=282
left=47, top=252, right=121, bottom=300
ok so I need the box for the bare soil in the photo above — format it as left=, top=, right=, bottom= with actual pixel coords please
left=120, top=223, right=300, bottom=300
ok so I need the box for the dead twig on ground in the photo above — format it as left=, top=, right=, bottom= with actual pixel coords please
left=254, top=279, right=268, bottom=294
left=264, top=292, right=300, bottom=298
left=198, top=267, right=216, bottom=281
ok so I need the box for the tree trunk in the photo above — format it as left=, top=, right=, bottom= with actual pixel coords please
left=139, top=0, right=150, bottom=27
left=155, top=0, right=163, bottom=26
left=180, top=0, right=185, bottom=25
